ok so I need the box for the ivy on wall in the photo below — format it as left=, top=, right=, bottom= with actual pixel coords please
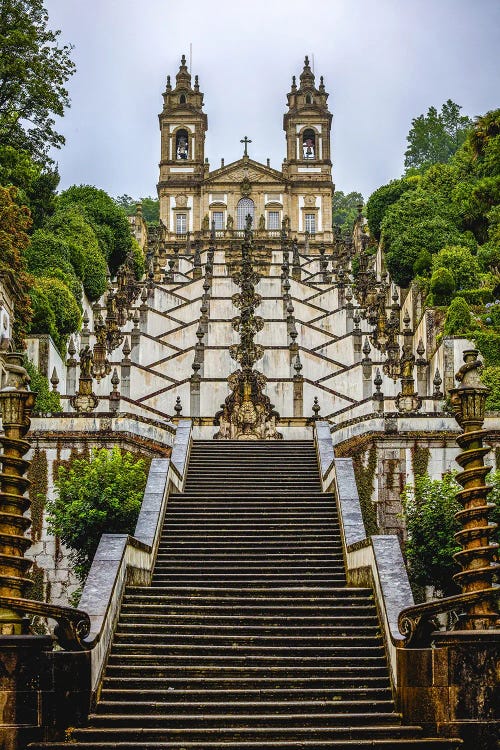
left=28, top=447, right=48, bottom=541
left=411, top=444, right=431, bottom=489
left=352, top=443, right=378, bottom=536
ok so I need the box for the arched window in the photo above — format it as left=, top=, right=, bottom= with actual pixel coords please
left=237, top=198, right=255, bottom=230
left=176, top=129, right=189, bottom=160
left=302, top=128, right=316, bottom=160
left=305, top=93, right=313, bottom=104
left=179, top=93, right=186, bottom=104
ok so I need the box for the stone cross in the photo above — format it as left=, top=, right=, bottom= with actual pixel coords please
left=240, top=136, right=252, bottom=157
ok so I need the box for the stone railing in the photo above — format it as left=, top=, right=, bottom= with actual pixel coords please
left=77, top=418, right=192, bottom=694
left=314, top=420, right=414, bottom=690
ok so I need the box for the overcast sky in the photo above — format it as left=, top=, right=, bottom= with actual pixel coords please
left=43, top=0, right=500, bottom=203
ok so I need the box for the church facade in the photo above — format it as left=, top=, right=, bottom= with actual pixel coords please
left=157, top=56, right=334, bottom=245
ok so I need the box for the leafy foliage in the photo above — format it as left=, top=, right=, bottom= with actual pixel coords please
left=58, top=185, right=133, bottom=274
left=23, top=357, right=61, bottom=414
left=29, top=276, right=81, bottom=352
left=482, top=366, right=500, bottom=410
left=0, top=144, right=59, bottom=228
left=365, top=176, right=418, bottom=240
left=0, top=184, right=32, bottom=345
left=404, top=100, right=472, bottom=173
left=332, top=190, right=363, bottom=235
left=0, top=0, right=75, bottom=164
left=432, top=245, right=481, bottom=291
left=115, top=194, right=160, bottom=225
left=402, top=473, right=462, bottom=595
left=430, top=267, right=455, bottom=305
left=443, top=297, right=472, bottom=336
left=47, top=447, right=148, bottom=581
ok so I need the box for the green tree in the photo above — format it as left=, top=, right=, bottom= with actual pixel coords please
left=404, top=100, right=472, bottom=173
left=114, top=194, right=159, bottom=225
left=58, top=185, right=133, bottom=274
left=47, top=447, right=148, bottom=581
left=402, top=473, right=462, bottom=596
left=0, top=184, right=32, bottom=345
left=44, top=205, right=108, bottom=300
left=29, top=275, right=81, bottom=352
left=332, top=190, right=363, bottom=234
left=366, top=176, right=419, bottom=240
left=0, top=0, right=75, bottom=164
left=0, top=144, right=59, bottom=228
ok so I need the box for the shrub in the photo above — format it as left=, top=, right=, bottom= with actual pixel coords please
left=413, top=249, right=432, bottom=275
left=29, top=284, right=58, bottom=345
left=23, top=229, right=69, bottom=273
left=482, top=366, right=500, bottom=410
left=47, top=447, right=148, bottom=581
left=457, top=288, right=495, bottom=305
left=430, top=267, right=456, bottom=305
left=474, top=331, right=500, bottom=366
left=29, top=277, right=81, bottom=353
left=402, top=473, right=462, bottom=596
left=432, top=245, right=481, bottom=290
left=23, top=358, right=62, bottom=415
left=443, top=297, right=472, bottom=336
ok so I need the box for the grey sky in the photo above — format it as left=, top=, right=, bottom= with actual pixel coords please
left=44, top=0, right=500, bottom=203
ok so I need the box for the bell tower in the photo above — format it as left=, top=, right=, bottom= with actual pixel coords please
left=283, top=57, right=334, bottom=242
left=157, top=55, right=208, bottom=234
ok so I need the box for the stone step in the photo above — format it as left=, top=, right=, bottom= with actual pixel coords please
left=89, top=709, right=401, bottom=727
left=101, top=675, right=392, bottom=691
left=114, top=623, right=373, bottom=636
left=47, top=724, right=435, bottom=743
left=149, top=576, right=347, bottom=585
left=119, top=603, right=378, bottom=617
left=99, top=687, right=393, bottom=703
left=106, top=654, right=388, bottom=667
left=103, top=664, right=392, bottom=679
left=116, top=614, right=379, bottom=627
left=124, top=586, right=369, bottom=599
left=30, top=739, right=462, bottom=749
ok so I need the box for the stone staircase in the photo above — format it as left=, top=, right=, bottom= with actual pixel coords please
left=31, top=441, right=460, bottom=749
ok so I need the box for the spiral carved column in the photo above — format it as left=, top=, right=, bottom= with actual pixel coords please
left=449, top=349, right=500, bottom=630
left=0, top=352, right=35, bottom=634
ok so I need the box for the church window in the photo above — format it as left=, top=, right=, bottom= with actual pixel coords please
left=305, top=213, right=316, bottom=234
left=267, top=211, right=280, bottom=230
left=302, top=129, right=316, bottom=160
left=176, top=213, right=187, bottom=234
left=306, top=93, right=313, bottom=104
left=212, top=211, right=224, bottom=230
left=176, top=129, right=189, bottom=160
left=237, top=198, right=255, bottom=230
left=179, top=94, right=186, bottom=104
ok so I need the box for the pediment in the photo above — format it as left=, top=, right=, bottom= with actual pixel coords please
left=206, top=158, right=285, bottom=186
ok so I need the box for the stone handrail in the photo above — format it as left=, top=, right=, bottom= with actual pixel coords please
left=0, top=595, right=91, bottom=650
left=314, top=420, right=414, bottom=690
left=76, top=418, right=192, bottom=694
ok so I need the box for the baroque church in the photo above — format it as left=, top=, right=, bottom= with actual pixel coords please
left=0, top=56, right=498, bottom=749
left=157, top=54, right=334, bottom=243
